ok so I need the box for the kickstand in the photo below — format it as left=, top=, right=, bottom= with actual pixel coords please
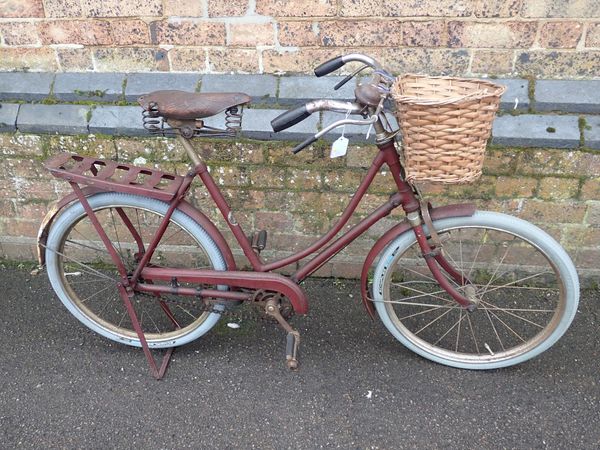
left=117, top=283, right=174, bottom=380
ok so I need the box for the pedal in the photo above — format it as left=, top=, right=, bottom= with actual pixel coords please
left=264, top=297, right=300, bottom=370
left=286, top=331, right=300, bottom=370
left=250, top=230, right=267, bottom=252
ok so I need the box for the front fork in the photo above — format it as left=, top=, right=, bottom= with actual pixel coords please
left=407, top=207, right=476, bottom=311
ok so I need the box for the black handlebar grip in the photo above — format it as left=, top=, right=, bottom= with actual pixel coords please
left=314, top=56, right=345, bottom=77
left=271, top=105, right=311, bottom=132
left=292, top=136, right=318, bottom=154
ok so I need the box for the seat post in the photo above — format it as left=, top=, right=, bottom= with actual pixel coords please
left=177, top=133, right=203, bottom=166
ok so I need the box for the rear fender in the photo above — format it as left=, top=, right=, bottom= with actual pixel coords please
left=37, top=192, right=236, bottom=271
left=360, top=203, right=476, bottom=319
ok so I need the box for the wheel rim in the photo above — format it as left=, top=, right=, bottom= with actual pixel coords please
left=381, top=224, right=567, bottom=366
left=55, top=204, right=217, bottom=344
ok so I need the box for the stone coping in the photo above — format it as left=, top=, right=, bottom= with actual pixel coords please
left=0, top=72, right=598, bottom=149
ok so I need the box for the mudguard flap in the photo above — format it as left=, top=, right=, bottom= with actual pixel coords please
left=360, top=203, right=476, bottom=319
left=36, top=191, right=237, bottom=271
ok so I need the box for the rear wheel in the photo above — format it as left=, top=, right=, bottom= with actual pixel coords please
left=46, top=192, right=227, bottom=348
left=373, top=211, right=579, bottom=370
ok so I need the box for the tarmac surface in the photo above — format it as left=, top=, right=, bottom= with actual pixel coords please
left=1, top=266, right=599, bottom=449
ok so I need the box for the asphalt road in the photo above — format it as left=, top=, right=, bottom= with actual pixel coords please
left=1, top=266, right=599, bottom=449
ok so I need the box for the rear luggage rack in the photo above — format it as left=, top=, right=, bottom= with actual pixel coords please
left=44, top=153, right=184, bottom=202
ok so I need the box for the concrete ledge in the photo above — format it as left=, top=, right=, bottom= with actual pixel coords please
left=88, top=105, right=145, bottom=136
left=584, top=115, right=600, bottom=150
left=492, top=115, right=580, bottom=148
left=535, top=80, right=600, bottom=114
left=0, top=72, right=598, bottom=149
left=0, top=73, right=55, bottom=101
left=53, top=73, right=125, bottom=102
left=125, top=73, right=200, bottom=102
left=0, top=103, right=19, bottom=132
left=200, top=74, right=278, bottom=102
left=16, top=104, right=90, bottom=135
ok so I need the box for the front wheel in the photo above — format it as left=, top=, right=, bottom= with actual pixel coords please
left=373, top=211, right=579, bottom=370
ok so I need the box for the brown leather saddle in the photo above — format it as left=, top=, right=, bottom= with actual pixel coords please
left=138, top=90, right=251, bottom=120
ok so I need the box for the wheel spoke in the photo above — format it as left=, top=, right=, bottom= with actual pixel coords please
left=481, top=272, right=553, bottom=296
left=390, top=282, right=455, bottom=304
left=480, top=300, right=547, bottom=329
left=414, top=306, right=458, bottom=336
left=487, top=309, right=526, bottom=343
left=466, top=313, right=480, bottom=355
left=483, top=304, right=506, bottom=351
left=432, top=309, right=466, bottom=346
left=79, top=283, right=114, bottom=304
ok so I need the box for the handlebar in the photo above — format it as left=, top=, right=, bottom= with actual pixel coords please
left=271, top=53, right=393, bottom=153
left=314, top=53, right=383, bottom=77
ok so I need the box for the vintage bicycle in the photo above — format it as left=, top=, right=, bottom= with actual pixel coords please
left=38, top=54, right=579, bottom=378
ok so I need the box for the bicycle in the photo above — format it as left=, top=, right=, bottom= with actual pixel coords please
left=38, top=53, right=579, bottom=379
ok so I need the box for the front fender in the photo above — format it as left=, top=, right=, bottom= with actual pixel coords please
left=37, top=192, right=237, bottom=271
left=360, top=203, right=476, bottom=319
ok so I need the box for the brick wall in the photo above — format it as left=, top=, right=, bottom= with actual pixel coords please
left=0, top=133, right=598, bottom=283
left=0, top=0, right=599, bottom=77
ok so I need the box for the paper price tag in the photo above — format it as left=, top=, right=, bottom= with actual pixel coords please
left=330, top=136, right=349, bottom=158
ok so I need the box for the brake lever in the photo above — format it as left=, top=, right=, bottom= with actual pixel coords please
left=334, top=64, right=369, bottom=90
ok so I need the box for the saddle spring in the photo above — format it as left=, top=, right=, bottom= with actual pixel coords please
left=142, top=103, right=245, bottom=138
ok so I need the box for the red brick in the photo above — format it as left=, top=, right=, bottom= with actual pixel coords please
left=164, top=0, right=203, bottom=16
left=319, top=20, right=402, bottom=47
left=256, top=0, right=336, bottom=17
left=249, top=166, right=286, bottom=189
left=208, top=45, right=259, bottom=70
left=0, top=47, right=58, bottom=71
left=278, top=21, right=320, bottom=46
left=287, top=168, right=321, bottom=190
left=110, top=19, right=150, bottom=45
left=471, top=50, right=514, bottom=75
left=384, top=0, right=473, bottom=17
left=581, top=178, right=600, bottom=201
left=0, top=22, right=39, bottom=45
left=0, top=242, right=37, bottom=261
left=522, top=1, right=599, bottom=18
left=520, top=200, right=586, bottom=224
left=587, top=23, right=600, bottom=47
left=80, top=0, right=162, bottom=17
left=330, top=261, right=362, bottom=279
left=0, top=200, right=16, bottom=218
left=56, top=48, right=93, bottom=71
left=383, top=47, right=470, bottom=75
left=402, top=21, right=446, bottom=47
left=151, top=20, right=225, bottom=46
left=43, top=0, right=82, bottom=17
left=515, top=50, right=600, bottom=78
left=448, top=21, right=537, bottom=48
left=169, top=48, right=207, bottom=72
left=340, top=0, right=384, bottom=16
left=586, top=202, right=600, bottom=226
left=574, top=248, right=600, bottom=269
left=495, top=176, right=537, bottom=198
left=474, top=0, right=522, bottom=17
left=0, top=0, right=44, bottom=18
left=537, top=177, right=580, bottom=200
left=262, top=48, right=340, bottom=74
left=229, top=23, right=275, bottom=46
left=94, top=47, right=169, bottom=71
left=539, top=22, right=583, bottom=49
left=38, top=20, right=113, bottom=45
left=255, top=211, right=294, bottom=231
left=208, top=0, right=248, bottom=17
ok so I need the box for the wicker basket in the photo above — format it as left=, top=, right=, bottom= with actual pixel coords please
left=392, top=75, right=506, bottom=184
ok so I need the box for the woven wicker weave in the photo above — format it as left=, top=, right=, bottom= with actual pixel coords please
left=392, top=75, right=506, bottom=184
